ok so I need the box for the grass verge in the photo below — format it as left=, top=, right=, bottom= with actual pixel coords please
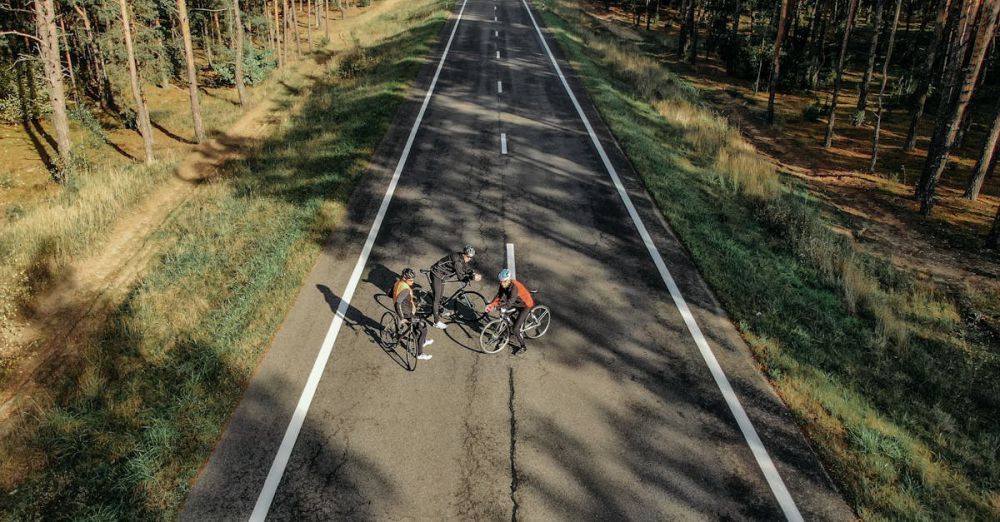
left=0, top=0, right=450, bottom=518
left=536, top=1, right=999, bottom=520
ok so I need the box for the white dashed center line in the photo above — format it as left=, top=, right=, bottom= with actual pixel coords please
left=501, top=133, right=508, bottom=154
left=506, top=243, right=516, bottom=278
left=498, top=81, right=503, bottom=94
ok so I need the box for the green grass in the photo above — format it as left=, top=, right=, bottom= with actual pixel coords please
left=536, top=0, right=1000, bottom=520
left=0, top=0, right=450, bottom=519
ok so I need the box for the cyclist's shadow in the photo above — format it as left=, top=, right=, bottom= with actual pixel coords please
left=317, top=267, right=410, bottom=370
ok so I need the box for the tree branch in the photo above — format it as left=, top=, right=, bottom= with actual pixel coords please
left=0, top=30, right=43, bottom=45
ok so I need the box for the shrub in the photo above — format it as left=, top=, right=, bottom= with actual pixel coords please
left=69, top=105, right=109, bottom=148
left=210, top=43, right=277, bottom=87
left=0, top=64, right=51, bottom=123
left=851, top=109, right=867, bottom=126
left=802, top=101, right=824, bottom=122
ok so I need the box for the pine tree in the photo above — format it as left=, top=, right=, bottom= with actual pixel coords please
left=824, top=0, right=860, bottom=148
left=916, top=0, right=1000, bottom=214
left=176, top=0, right=205, bottom=144
left=118, top=0, right=155, bottom=164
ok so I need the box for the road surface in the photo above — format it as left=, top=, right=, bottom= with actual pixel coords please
left=182, top=0, right=854, bottom=519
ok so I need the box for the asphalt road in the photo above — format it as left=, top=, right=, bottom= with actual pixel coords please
left=181, top=1, right=855, bottom=520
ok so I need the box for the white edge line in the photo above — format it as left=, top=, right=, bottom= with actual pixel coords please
left=501, top=133, right=508, bottom=154
left=248, top=1, right=470, bottom=520
left=518, top=1, right=804, bottom=521
left=506, top=243, right=516, bottom=279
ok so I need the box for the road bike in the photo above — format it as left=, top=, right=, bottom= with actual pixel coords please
left=416, top=268, right=488, bottom=324
left=479, top=304, right=551, bottom=354
left=379, top=312, right=422, bottom=370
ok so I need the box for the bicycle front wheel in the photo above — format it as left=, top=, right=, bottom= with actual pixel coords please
left=523, top=305, right=551, bottom=339
left=402, top=333, right=417, bottom=371
left=479, top=319, right=510, bottom=354
left=454, top=291, right=487, bottom=323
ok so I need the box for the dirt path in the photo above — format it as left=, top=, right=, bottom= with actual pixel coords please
left=0, top=2, right=403, bottom=424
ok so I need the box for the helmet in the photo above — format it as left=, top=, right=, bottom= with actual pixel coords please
left=498, top=268, right=511, bottom=281
left=463, top=245, right=476, bottom=257
left=402, top=268, right=415, bottom=280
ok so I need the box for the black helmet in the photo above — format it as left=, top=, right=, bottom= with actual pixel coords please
left=463, top=245, right=476, bottom=257
left=402, top=268, right=415, bottom=279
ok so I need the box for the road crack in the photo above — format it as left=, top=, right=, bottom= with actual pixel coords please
left=508, top=366, right=520, bottom=522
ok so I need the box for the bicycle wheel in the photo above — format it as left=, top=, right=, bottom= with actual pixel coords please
left=402, top=332, right=417, bottom=371
left=523, top=306, right=551, bottom=339
left=479, top=319, right=510, bottom=354
left=380, top=312, right=400, bottom=349
left=454, top=291, right=487, bottom=323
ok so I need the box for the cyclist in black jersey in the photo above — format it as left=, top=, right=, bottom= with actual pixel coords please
left=428, top=245, right=481, bottom=329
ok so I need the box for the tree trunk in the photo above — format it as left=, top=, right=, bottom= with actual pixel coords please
left=870, top=0, right=903, bottom=171
left=73, top=4, right=114, bottom=110
left=118, top=0, right=155, bottom=164
left=989, top=203, right=1000, bottom=248
left=965, top=97, right=1000, bottom=199
left=213, top=12, right=223, bottom=47
left=233, top=0, right=247, bottom=106
left=678, top=0, right=691, bottom=56
left=58, top=17, right=77, bottom=102
left=34, top=0, right=72, bottom=175
left=681, top=0, right=698, bottom=63
left=903, top=0, right=955, bottom=151
left=289, top=0, right=301, bottom=56
left=307, top=0, right=313, bottom=45
left=916, top=0, right=1000, bottom=214
left=767, top=0, right=791, bottom=124
left=325, top=0, right=331, bottom=39
left=176, top=0, right=205, bottom=143
left=808, top=0, right=830, bottom=89
left=824, top=0, right=860, bottom=148
left=856, top=0, right=886, bottom=117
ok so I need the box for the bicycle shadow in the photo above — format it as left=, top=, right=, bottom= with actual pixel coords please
left=441, top=313, right=498, bottom=354
left=315, top=283, right=411, bottom=371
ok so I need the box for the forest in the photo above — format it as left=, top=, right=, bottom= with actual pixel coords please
left=605, top=0, right=1000, bottom=247
left=1, top=0, right=360, bottom=170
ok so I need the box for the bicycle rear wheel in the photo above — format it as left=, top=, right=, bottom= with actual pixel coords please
left=523, top=305, right=551, bottom=339
left=380, top=312, right=400, bottom=349
left=479, top=319, right=510, bottom=354
left=454, top=291, right=487, bottom=323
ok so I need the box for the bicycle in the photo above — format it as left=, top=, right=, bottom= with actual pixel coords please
left=379, top=312, right=422, bottom=370
left=479, top=303, right=551, bottom=354
left=416, top=268, right=488, bottom=324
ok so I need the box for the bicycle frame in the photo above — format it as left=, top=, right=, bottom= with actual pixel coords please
left=417, top=270, right=472, bottom=312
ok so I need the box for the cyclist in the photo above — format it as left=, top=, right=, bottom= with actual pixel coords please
left=393, top=268, right=433, bottom=360
left=485, top=269, right=534, bottom=355
left=429, top=245, right=481, bottom=329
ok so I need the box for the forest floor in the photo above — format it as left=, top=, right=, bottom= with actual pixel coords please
left=592, top=3, right=1000, bottom=293
left=0, top=2, right=396, bottom=430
